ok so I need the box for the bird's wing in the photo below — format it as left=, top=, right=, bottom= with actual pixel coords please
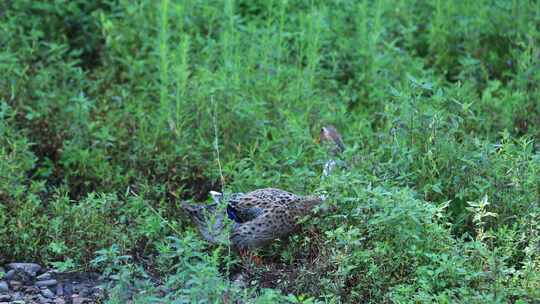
left=228, top=188, right=301, bottom=222
left=230, top=205, right=297, bottom=250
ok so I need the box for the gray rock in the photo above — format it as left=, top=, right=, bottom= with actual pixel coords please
left=56, top=283, right=64, bottom=296
left=12, top=291, right=24, bottom=300
left=72, top=295, right=91, bottom=304
left=4, top=270, right=15, bottom=280
left=24, top=285, right=39, bottom=293
left=0, top=294, right=10, bottom=301
left=79, top=286, right=91, bottom=297
left=7, top=263, right=42, bottom=276
left=63, top=282, right=73, bottom=296
left=41, top=287, right=55, bottom=298
left=9, top=280, right=22, bottom=291
left=73, top=283, right=82, bottom=293
left=0, top=281, right=8, bottom=293
left=36, top=272, right=52, bottom=281
left=54, top=298, right=66, bottom=304
left=10, top=270, right=33, bottom=284
left=38, top=295, right=54, bottom=303
left=36, top=279, right=58, bottom=287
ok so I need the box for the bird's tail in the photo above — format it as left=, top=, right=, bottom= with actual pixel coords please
left=295, top=196, right=325, bottom=212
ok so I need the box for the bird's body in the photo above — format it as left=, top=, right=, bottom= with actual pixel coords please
left=182, top=125, right=344, bottom=251
left=227, top=188, right=301, bottom=222
left=183, top=188, right=323, bottom=250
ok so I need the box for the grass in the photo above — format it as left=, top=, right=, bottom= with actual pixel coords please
left=1, top=0, right=540, bottom=302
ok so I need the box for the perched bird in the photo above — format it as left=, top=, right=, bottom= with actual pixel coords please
left=319, top=125, right=346, bottom=177
left=182, top=125, right=345, bottom=251
left=319, top=125, right=345, bottom=156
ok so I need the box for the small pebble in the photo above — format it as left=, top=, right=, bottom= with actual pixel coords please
left=79, top=286, right=93, bottom=297
left=56, top=283, right=64, bottom=296
left=0, top=281, right=8, bottom=293
left=11, top=291, right=23, bottom=300
left=63, top=282, right=73, bottom=296
left=36, top=279, right=58, bottom=287
left=24, top=285, right=39, bottom=293
left=38, top=294, right=54, bottom=303
left=4, top=270, right=15, bottom=281
left=36, top=272, right=52, bottom=281
left=54, top=298, right=66, bottom=304
left=9, top=280, right=22, bottom=291
left=72, top=294, right=90, bottom=304
left=41, top=287, right=56, bottom=298
left=8, top=269, right=33, bottom=284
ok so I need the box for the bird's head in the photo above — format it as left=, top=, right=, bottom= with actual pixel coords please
left=182, top=203, right=219, bottom=227
left=319, top=125, right=345, bottom=155
left=182, top=202, right=228, bottom=244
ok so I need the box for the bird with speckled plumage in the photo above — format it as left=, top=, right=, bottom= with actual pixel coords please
left=181, top=125, right=344, bottom=251
left=183, top=188, right=323, bottom=250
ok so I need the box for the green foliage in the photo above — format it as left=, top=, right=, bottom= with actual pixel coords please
left=1, top=0, right=540, bottom=302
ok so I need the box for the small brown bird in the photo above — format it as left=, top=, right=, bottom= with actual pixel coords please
left=319, top=125, right=345, bottom=177
left=319, top=125, right=345, bottom=155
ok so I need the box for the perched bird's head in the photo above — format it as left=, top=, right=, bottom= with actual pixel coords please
left=319, top=125, right=345, bottom=155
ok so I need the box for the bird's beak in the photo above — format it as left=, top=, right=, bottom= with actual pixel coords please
left=210, top=191, right=223, bottom=203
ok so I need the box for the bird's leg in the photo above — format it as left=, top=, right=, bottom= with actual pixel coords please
left=239, top=249, right=263, bottom=267
left=250, top=252, right=263, bottom=266
left=238, top=248, right=248, bottom=261
left=238, top=248, right=250, bottom=269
